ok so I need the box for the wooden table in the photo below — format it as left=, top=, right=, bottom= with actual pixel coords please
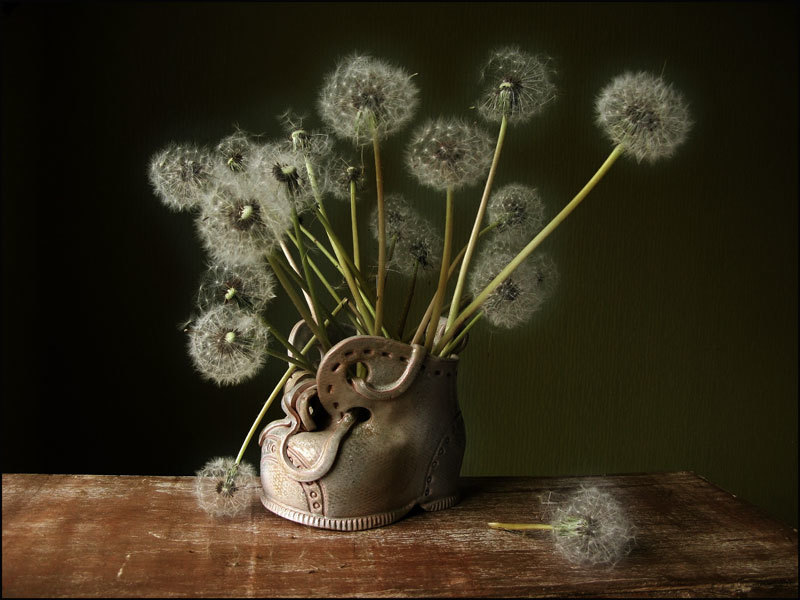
left=2, top=472, right=797, bottom=597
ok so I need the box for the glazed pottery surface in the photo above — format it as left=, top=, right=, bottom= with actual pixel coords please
left=259, top=321, right=466, bottom=530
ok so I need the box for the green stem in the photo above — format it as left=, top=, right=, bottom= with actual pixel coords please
left=264, top=347, right=314, bottom=371
left=313, top=208, right=375, bottom=332
left=305, top=157, right=373, bottom=333
left=350, top=180, right=361, bottom=271
left=267, top=252, right=330, bottom=351
left=300, top=224, right=340, bottom=272
left=440, top=310, right=482, bottom=357
left=297, top=225, right=372, bottom=334
left=259, top=316, right=314, bottom=370
left=446, top=114, right=508, bottom=332
left=291, top=202, right=328, bottom=347
left=412, top=221, right=499, bottom=346
left=233, top=298, right=348, bottom=467
left=424, top=187, right=455, bottom=351
left=434, top=144, right=625, bottom=355
left=279, top=239, right=317, bottom=324
left=397, top=261, right=418, bottom=341
left=487, top=522, right=554, bottom=531
left=371, top=117, right=386, bottom=337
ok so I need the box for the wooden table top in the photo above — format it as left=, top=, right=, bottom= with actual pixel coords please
left=2, top=472, right=797, bottom=597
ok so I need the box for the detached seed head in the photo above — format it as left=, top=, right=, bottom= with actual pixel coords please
left=550, top=487, right=636, bottom=566
left=405, top=117, right=494, bottom=191
left=187, top=303, right=270, bottom=386
left=195, top=457, right=258, bottom=518
left=596, top=71, right=693, bottom=164
left=318, top=53, right=419, bottom=145
left=477, top=46, right=557, bottom=124
left=149, top=143, right=216, bottom=211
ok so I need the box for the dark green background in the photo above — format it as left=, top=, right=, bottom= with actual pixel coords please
left=2, top=2, right=797, bottom=527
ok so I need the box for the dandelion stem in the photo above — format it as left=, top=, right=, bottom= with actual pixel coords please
left=291, top=202, right=329, bottom=348
left=300, top=224, right=340, bottom=271
left=264, top=347, right=314, bottom=370
left=440, top=310, right=482, bottom=357
left=297, top=223, right=378, bottom=335
left=267, top=252, right=330, bottom=351
left=233, top=299, right=348, bottom=467
left=446, top=114, right=508, bottom=333
left=279, top=241, right=310, bottom=302
left=288, top=232, right=365, bottom=334
left=371, top=117, right=387, bottom=337
left=303, top=219, right=375, bottom=302
left=397, top=261, right=418, bottom=341
left=350, top=180, right=361, bottom=271
left=424, top=187, right=455, bottom=350
left=259, top=316, right=314, bottom=370
left=434, top=144, right=624, bottom=355
left=305, top=157, right=373, bottom=333
left=487, top=522, right=554, bottom=531
left=411, top=221, right=499, bottom=346
left=314, top=208, right=374, bottom=326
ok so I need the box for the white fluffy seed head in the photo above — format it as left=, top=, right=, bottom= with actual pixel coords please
left=251, top=142, right=320, bottom=216
left=328, top=157, right=367, bottom=203
left=194, top=457, right=258, bottom=518
left=487, top=183, right=546, bottom=249
left=371, top=194, right=441, bottom=276
left=215, top=129, right=255, bottom=176
left=405, top=117, right=494, bottom=191
left=469, top=250, right=558, bottom=329
left=187, top=304, right=270, bottom=386
left=279, top=109, right=334, bottom=159
left=197, top=262, right=276, bottom=314
left=318, top=53, right=420, bottom=145
left=477, top=46, right=557, bottom=124
left=149, top=143, right=217, bottom=211
left=596, top=71, right=693, bottom=164
left=195, top=180, right=291, bottom=267
left=550, top=486, right=636, bottom=566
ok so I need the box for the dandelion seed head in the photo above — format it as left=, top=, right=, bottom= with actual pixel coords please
left=278, top=109, right=333, bottom=159
left=371, top=194, right=441, bottom=276
left=477, top=46, right=557, bottom=124
left=187, top=304, right=270, bottom=386
left=469, top=250, right=558, bottom=329
left=149, top=143, right=216, bottom=211
left=405, top=118, right=494, bottom=191
left=252, top=142, right=319, bottom=215
left=596, top=71, right=692, bottom=164
left=197, top=263, right=276, bottom=314
left=195, top=457, right=258, bottom=518
left=215, top=129, right=254, bottom=175
left=195, top=181, right=290, bottom=267
left=550, top=486, right=636, bottom=566
left=318, top=54, right=419, bottom=145
left=487, top=183, right=546, bottom=248
left=328, top=157, right=367, bottom=202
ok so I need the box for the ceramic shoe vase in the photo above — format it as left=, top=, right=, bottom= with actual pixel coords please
left=259, top=320, right=466, bottom=530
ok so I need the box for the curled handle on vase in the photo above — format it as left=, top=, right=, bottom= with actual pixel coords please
left=352, top=344, right=427, bottom=400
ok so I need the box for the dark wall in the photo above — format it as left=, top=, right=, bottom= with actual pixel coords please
left=2, top=2, right=797, bottom=527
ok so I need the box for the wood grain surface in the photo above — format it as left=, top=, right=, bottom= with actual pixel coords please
left=2, top=472, right=797, bottom=597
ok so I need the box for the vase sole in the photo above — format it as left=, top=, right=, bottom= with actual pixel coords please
left=260, top=492, right=460, bottom=531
